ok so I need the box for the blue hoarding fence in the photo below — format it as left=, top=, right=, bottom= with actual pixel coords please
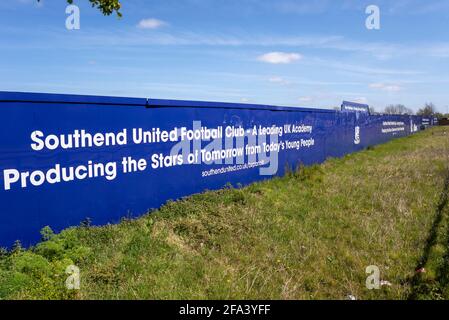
left=422, top=117, right=439, bottom=127
left=0, top=91, right=430, bottom=247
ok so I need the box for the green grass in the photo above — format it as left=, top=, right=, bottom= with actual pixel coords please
left=1, top=127, right=449, bottom=300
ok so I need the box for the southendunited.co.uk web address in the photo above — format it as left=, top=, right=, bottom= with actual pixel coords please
left=201, top=160, right=266, bottom=177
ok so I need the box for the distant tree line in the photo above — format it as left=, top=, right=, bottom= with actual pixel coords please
left=377, top=102, right=448, bottom=118
left=383, top=104, right=413, bottom=115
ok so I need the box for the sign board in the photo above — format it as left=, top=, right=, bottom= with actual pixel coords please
left=0, top=92, right=428, bottom=247
left=341, top=101, right=370, bottom=114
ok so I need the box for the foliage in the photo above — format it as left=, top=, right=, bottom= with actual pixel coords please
left=417, top=103, right=437, bottom=116
left=37, top=0, right=122, bottom=16
left=434, top=113, right=449, bottom=119
left=0, top=227, right=90, bottom=299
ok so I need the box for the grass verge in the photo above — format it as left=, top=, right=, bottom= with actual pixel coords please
left=1, top=127, right=448, bottom=300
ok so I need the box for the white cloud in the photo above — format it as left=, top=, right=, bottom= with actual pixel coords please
left=369, top=83, right=402, bottom=92
left=353, top=97, right=369, bottom=104
left=258, top=52, right=302, bottom=64
left=268, top=76, right=290, bottom=85
left=298, top=96, right=313, bottom=103
left=137, top=18, right=167, bottom=30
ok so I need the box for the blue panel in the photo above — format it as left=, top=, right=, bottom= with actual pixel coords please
left=0, top=91, right=428, bottom=247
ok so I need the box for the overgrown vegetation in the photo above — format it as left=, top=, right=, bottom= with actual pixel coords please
left=1, top=127, right=448, bottom=300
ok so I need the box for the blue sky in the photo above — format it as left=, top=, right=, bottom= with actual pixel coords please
left=1, top=0, right=449, bottom=113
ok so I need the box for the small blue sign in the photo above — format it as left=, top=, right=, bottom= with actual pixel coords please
left=341, top=101, right=370, bottom=114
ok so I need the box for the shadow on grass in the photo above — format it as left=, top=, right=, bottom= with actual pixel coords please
left=408, top=170, right=449, bottom=300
